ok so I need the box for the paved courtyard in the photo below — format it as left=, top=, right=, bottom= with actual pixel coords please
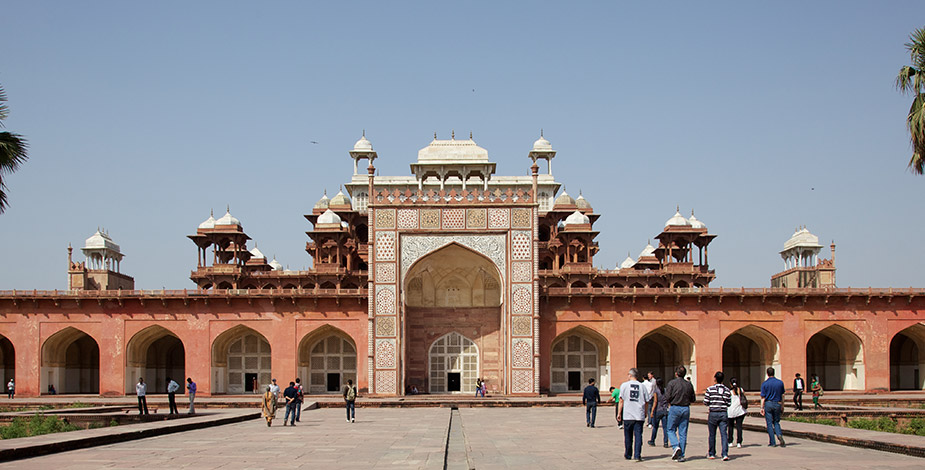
left=2, top=407, right=923, bottom=469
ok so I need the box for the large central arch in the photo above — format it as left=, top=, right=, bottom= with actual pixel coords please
left=550, top=326, right=610, bottom=393
left=125, top=326, right=185, bottom=394
left=299, top=326, right=358, bottom=394
left=403, top=243, right=503, bottom=394
left=722, top=326, right=780, bottom=391
left=212, top=326, right=271, bottom=394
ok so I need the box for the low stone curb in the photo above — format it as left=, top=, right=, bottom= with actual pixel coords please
left=0, top=410, right=260, bottom=463
left=689, top=416, right=925, bottom=458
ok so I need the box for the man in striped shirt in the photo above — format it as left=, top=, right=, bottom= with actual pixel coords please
left=703, top=371, right=732, bottom=461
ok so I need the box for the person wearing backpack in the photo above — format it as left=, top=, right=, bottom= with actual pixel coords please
left=294, top=378, right=305, bottom=422
left=343, top=379, right=357, bottom=423
left=726, top=377, right=747, bottom=448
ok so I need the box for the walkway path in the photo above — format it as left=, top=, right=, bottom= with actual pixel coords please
left=2, top=407, right=922, bottom=469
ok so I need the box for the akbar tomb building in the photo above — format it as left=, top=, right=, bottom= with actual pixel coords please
left=1, top=133, right=924, bottom=397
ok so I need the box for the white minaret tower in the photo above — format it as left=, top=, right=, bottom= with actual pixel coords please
left=82, top=228, right=125, bottom=273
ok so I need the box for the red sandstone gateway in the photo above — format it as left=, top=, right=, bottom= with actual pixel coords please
left=0, top=134, right=923, bottom=397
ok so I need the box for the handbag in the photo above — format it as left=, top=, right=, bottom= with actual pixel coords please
left=739, top=390, right=748, bottom=410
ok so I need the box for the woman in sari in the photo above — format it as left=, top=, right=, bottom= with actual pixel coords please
left=810, top=375, right=824, bottom=409
left=262, top=385, right=278, bottom=426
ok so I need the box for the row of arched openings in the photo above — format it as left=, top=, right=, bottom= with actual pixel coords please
left=550, top=323, right=925, bottom=392
left=0, top=325, right=357, bottom=395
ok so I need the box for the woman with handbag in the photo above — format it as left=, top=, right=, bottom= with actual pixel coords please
left=726, top=378, right=747, bottom=448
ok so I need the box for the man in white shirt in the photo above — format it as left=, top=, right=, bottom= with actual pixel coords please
left=643, top=371, right=656, bottom=427
left=166, top=377, right=180, bottom=415
left=136, top=378, right=149, bottom=415
left=618, top=368, right=652, bottom=462
left=269, top=378, right=281, bottom=400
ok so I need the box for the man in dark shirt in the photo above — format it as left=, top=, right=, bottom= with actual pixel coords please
left=582, top=378, right=601, bottom=428
left=760, top=367, right=786, bottom=447
left=792, top=373, right=805, bottom=411
left=665, top=366, right=696, bottom=462
left=282, top=381, right=298, bottom=426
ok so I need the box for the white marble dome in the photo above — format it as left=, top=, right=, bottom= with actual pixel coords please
left=329, top=190, right=352, bottom=208
left=576, top=193, right=592, bottom=210
left=249, top=247, right=265, bottom=259
left=783, top=227, right=821, bottom=251
left=665, top=210, right=690, bottom=227
left=637, top=242, right=656, bottom=259
left=198, top=214, right=216, bottom=230
left=314, top=192, right=330, bottom=210
left=318, top=209, right=342, bottom=225
left=554, top=190, right=576, bottom=207
left=269, top=258, right=284, bottom=271
left=620, top=255, right=636, bottom=269
left=215, top=210, right=241, bottom=227
left=689, top=213, right=706, bottom=230
left=563, top=210, right=591, bottom=226
left=532, top=135, right=552, bottom=151
left=353, top=134, right=373, bottom=152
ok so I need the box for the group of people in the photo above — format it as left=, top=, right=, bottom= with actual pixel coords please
left=584, top=366, right=804, bottom=462
left=260, top=378, right=359, bottom=427
left=474, top=378, right=487, bottom=397
left=134, top=377, right=197, bottom=415
left=792, top=373, right=825, bottom=410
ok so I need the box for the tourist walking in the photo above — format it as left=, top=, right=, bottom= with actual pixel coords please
left=643, top=371, right=656, bottom=428
left=343, top=379, right=358, bottom=422
left=6, top=379, right=13, bottom=399
left=704, top=371, right=732, bottom=460
left=283, top=381, right=298, bottom=426
left=480, top=379, right=487, bottom=397
left=647, top=377, right=669, bottom=448
left=665, top=365, right=696, bottom=462
left=294, top=378, right=304, bottom=422
left=475, top=377, right=483, bottom=397
left=187, top=377, right=197, bottom=414
left=760, top=367, right=786, bottom=447
left=136, top=378, right=149, bottom=415
left=618, top=368, right=651, bottom=462
left=166, top=377, right=180, bottom=415
left=269, top=378, right=280, bottom=401
left=793, top=373, right=805, bottom=411
left=727, top=378, right=747, bottom=448
left=607, top=386, right=622, bottom=428
left=582, top=378, right=601, bottom=427
left=261, top=386, right=277, bottom=427
left=810, top=374, right=824, bottom=409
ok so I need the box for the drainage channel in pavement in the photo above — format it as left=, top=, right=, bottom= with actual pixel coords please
left=444, top=407, right=474, bottom=470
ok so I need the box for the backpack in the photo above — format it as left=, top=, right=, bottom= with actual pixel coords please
left=346, top=385, right=357, bottom=401
left=739, top=390, right=748, bottom=410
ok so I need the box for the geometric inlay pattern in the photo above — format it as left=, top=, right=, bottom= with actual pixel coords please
left=399, top=234, right=506, bottom=281
left=375, top=339, right=396, bottom=368
left=511, top=208, right=532, bottom=228
left=375, top=231, right=396, bottom=261
left=488, top=208, right=510, bottom=229
left=375, top=262, right=396, bottom=284
left=466, top=208, right=486, bottom=229
left=512, top=316, right=533, bottom=336
left=376, top=316, right=396, bottom=337
left=375, top=208, right=395, bottom=229
left=398, top=209, right=418, bottom=229
left=512, top=338, right=533, bottom=368
left=511, top=261, right=532, bottom=283
left=420, top=209, right=440, bottom=229
left=442, top=209, right=465, bottom=229
left=375, top=285, right=396, bottom=315
left=512, top=369, right=534, bottom=393
left=376, top=369, right=396, bottom=395
left=511, top=284, right=532, bottom=314
left=511, top=231, right=532, bottom=260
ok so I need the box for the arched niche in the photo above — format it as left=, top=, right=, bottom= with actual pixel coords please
left=0, top=335, right=14, bottom=388
left=125, top=326, right=185, bottom=394
left=404, top=244, right=501, bottom=308
left=890, top=323, right=925, bottom=390
left=298, top=326, right=358, bottom=394
left=41, top=327, right=99, bottom=394
left=429, top=332, right=479, bottom=393
left=212, top=325, right=271, bottom=394
left=722, top=325, right=780, bottom=390
left=636, top=325, right=696, bottom=389
left=806, top=324, right=865, bottom=391
left=550, top=326, right=610, bottom=393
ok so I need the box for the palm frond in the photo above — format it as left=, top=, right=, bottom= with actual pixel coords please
left=896, top=66, right=917, bottom=93
left=0, top=84, right=7, bottom=123
left=0, top=132, right=28, bottom=175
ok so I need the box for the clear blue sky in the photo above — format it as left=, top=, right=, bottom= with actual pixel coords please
left=1, top=1, right=923, bottom=289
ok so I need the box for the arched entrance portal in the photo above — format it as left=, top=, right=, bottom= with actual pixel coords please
left=429, top=332, right=479, bottom=393
left=550, top=328, right=610, bottom=393
left=890, top=324, right=925, bottom=390
left=404, top=244, right=502, bottom=394
left=125, top=326, right=185, bottom=394
left=41, top=327, right=99, bottom=394
left=806, top=325, right=864, bottom=391
left=212, top=326, right=271, bottom=394
left=299, top=327, right=358, bottom=394
left=722, top=326, right=780, bottom=391
left=0, top=336, right=13, bottom=387
left=637, top=326, right=696, bottom=389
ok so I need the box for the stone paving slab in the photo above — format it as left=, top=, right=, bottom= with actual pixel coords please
left=2, top=407, right=924, bottom=469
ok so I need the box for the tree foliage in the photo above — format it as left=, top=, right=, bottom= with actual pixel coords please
left=896, top=28, right=925, bottom=174
left=0, top=84, right=29, bottom=213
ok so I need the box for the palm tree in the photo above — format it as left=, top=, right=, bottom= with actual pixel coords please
left=0, top=83, right=29, bottom=213
left=897, top=27, right=925, bottom=174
